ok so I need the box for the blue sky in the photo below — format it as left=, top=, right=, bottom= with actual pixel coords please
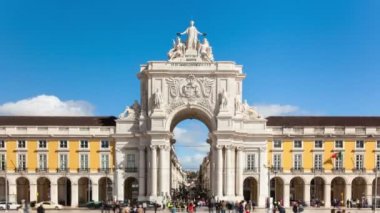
left=0, top=0, right=379, bottom=169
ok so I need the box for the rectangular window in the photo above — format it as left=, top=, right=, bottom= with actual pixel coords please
left=355, top=154, right=363, bottom=169
left=377, top=155, right=380, bottom=170
left=18, top=154, right=26, bottom=170
left=315, top=140, right=323, bottom=148
left=0, top=154, right=5, bottom=171
left=273, top=140, right=282, bottom=148
left=377, top=140, right=380, bottom=149
left=39, top=154, right=47, bottom=170
left=294, top=140, right=302, bottom=148
left=314, top=154, right=323, bottom=169
left=246, top=154, right=255, bottom=170
left=335, top=140, right=343, bottom=149
left=335, top=155, right=343, bottom=169
left=101, top=154, right=109, bottom=169
left=356, top=140, right=364, bottom=149
left=294, top=154, right=302, bottom=169
left=59, top=154, right=68, bottom=170
left=101, top=140, right=109, bottom=149
left=273, top=154, right=281, bottom=170
left=126, top=154, right=135, bottom=168
left=80, top=140, right=88, bottom=149
left=39, top=140, right=47, bottom=149
left=18, top=140, right=26, bottom=148
left=80, top=154, right=89, bottom=170
left=0, top=140, right=4, bottom=148
left=60, top=140, right=68, bottom=149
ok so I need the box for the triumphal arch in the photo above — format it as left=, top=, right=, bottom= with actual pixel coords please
left=114, top=21, right=270, bottom=205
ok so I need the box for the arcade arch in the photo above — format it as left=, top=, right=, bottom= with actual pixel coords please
left=351, top=177, right=366, bottom=202
left=290, top=177, right=304, bottom=203
left=57, top=177, right=71, bottom=206
left=270, top=177, right=284, bottom=203
left=243, top=177, right=258, bottom=204
left=331, top=177, right=346, bottom=206
left=37, top=177, right=51, bottom=202
left=310, top=177, right=325, bottom=206
left=99, top=177, right=113, bottom=202
left=0, top=177, right=8, bottom=202
left=16, top=177, right=29, bottom=204
left=124, top=177, right=138, bottom=203
left=78, top=177, right=92, bottom=206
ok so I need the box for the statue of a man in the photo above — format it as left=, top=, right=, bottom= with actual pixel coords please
left=168, top=37, right=185, bottom=61
left=199, top=38, right=214, bottom=62
left=153, top=88, right=163, bottom=109
left=178, top=20, right=205, bottom=50
left=220, top=89, right=228, bottom=109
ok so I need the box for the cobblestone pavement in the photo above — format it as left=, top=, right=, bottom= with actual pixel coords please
left=1, top=207, right=377, bottom=213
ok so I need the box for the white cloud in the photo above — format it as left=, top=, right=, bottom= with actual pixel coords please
left=254, top=104, right=300, bottom=117
left=0, top=95, right=94, bottom=116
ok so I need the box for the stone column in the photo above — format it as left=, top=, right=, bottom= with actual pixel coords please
left=138, top=146, right=146, bottom=197
left=150, top=145, right=157, bottom=196
left=159, top=145, right=169, bottom=196
left=366, top=184, right=373, bottom=206
left=235, top=147, right=243, bottom=197
left=115, top=147, right=124, bottom=201
left=304, top=183, right=310, bottom=206
left=8, top=182, right=16, bottom=203
left=284, top=183, right=290, bottom=207
left=346, top=184, right=351, bottom=205
left=216, top=145, right=223, bottom=198
left=30, top=183, right=37, bottom=203
left=51, top=183, right=58, bottom=204
left=71, top=182, right=79, bottom=207
left=225, top=145, right=232, bottom=196
left=92, top=183, right=99, bottom=202
left=325, top=184, right=331, bottom=207
left=259, top=147, right=269, bottom=208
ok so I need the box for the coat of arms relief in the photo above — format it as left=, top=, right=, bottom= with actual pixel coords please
left=165, top=74, right=215, bottom=114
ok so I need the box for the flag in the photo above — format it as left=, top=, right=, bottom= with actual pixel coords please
left=331, top=151, right=342, bottom=160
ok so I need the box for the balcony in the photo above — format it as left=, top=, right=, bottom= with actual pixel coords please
left=311, top=168, right=325, bottom=173
left=270, top=167, right=283, bottom=173
left=332, top=168, right=345, bottom=173
left=56, top=168, right=69, bottom=173
left=244, top=167, right=258, bottom=173
left=35, top=168, right=49, bottom=173
left=353, top=167, right=366, bottom=173
left=124, top=167, right=138, bottom=173
left=290, top=167, right=304, bottom=173
left=77, top=168, right=90, bottom=173
left=15, top=167, right=27, bottom=173
left=98, top=168, right=114, bottom=173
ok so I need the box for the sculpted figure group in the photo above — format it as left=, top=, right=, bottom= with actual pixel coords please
left=168, top=20, right=214, bottom=62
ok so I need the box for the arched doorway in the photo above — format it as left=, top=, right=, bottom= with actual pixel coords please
left=351, top=177, right=366, bottom=202
left=78, top=177, right=92, bottom=206
left=16, top=177, right=30, bottom=204
left=124, top=177, right=138, bottom=203
left=290, top=177, right=304, bottom=203
left=99, top=177, right=113, bottom=202
left=0, top=177, right=9, bottom=202
left=243, top=177, right=258, bottom=205
left=372, top=177, right=380, bottom=203
left=310, top=177, right=325, bottom=206
left=270, top=177, right=284, bottom=203
left=57, top=177, right=71, bottom=206
left=331, top=177, right=345, bottom=206
left=37, top=177, right=51, bottom=202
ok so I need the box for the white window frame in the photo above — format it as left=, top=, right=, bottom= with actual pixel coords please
left=334, top=140, right=344, bottom=149
left=100, top=154, right=110, bottom=169
left=0, top=153, right=5, bottom=171
left=17, top=153, right=27, bottom=170
left=79, top=154, right=89, bottom=170
left=59, top=140, right=68, bottom=149
left=80, top=140, right=89, bottom=149
left=0, top=140, right=5, bottom=149
left=355, top=140, right=365, bottom=149
left=355, top=154, right=364, bottom=170
left=273, top=140, right=282, bottom=149
left=377, top=140, right=380, bottom=149
left=246, top=153, right=256, bottom=170
left=376, top=154, right=380, bottom=170
left=313, top=153, right=323, bottom=170
left=293, top=153, right=303, bottom=169
left=38, top=140, right=48, bottom=149
left=38, top=153, right=48, bottom=170
left=273, top=153, right=282, bottom=169
left=126, top=154, right=136, bottom=168
left=18, top=140, right=26, bottom=149
left=294, top=140, right=303, bottom=149
left=59, top=153, right=68, bottom=170
left=314, top=140, right=323, bottom=149
left=101, top=140, right=109, bottom=149
left=334, top=154, right=344, bottom=169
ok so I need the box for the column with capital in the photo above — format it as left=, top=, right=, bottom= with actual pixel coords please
left=346, top=184, right=351, bottom=205
left=92, top=182, right=99, bottom=202
left=284, top=183, right=290, bottom=207
left=325, top=184, right=331, bottom=207
left=115, top=147, right=124, bottom=201
left=159, top=145, right=170, bottom=196
left=304, top=183, right=311, bottom=206
left=138, top=146, right=146, bottom=197
left=150, top=145, right=158, bottom=196
left=216, top=145, right=223, bottom=198
left=366, top=184, right=372, bottom=206
left=71, top=182, right=79, bottom=207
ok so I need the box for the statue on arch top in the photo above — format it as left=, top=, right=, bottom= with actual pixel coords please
left=168, top=37, right=186, bottom=61
left=177, top=20, right=206, bottom=50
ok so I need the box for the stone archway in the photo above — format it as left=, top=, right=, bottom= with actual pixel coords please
left=99, top=177, right=113, bottom=202
left=243, top=177, right=258, bottom=205
left=290, top=177, right=304, bottom=203
left=351, top=177, right=366, bottom=202
left=310, top=177, right=325, bottom=206
left=270, top=177, right=284, bottom=203
left=57, top=177, right=71, bottom=206
left=37, top=177, right=51, bottom=202
left=372, top=177, right=380, bottom=201
left=0, top=177, right=9, bottom=202
left=124, top=177, right=138, bottom=203
left=331, top=177, right=346, bottom=206
left=78, top=177, right=92, bottom=206
left=16, top=177, right=30, bottom=204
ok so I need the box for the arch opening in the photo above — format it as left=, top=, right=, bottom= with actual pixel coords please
left=124, top=177, right=138, bottom=204
left=37, top=177, right=51, bottom=202
left=16, top=177, right=30, bottom=204
left=270, top=177, right=284, bottom=203
left=310, top=177, right=325, bottom=207
left=99, top=177, right=113, bottom=202
left=169, top=107, right=215, bottom=132
left=78, top=177, right=92, bottom=206
left=243, top=177, right=258, bottom=205
left=351, top=177, right=366, bottom=205
left=290, top=177, right=304, bottom=204
left=331, top=177, right=346, bottom=207
left=58, top=177, right=71, bottom=206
